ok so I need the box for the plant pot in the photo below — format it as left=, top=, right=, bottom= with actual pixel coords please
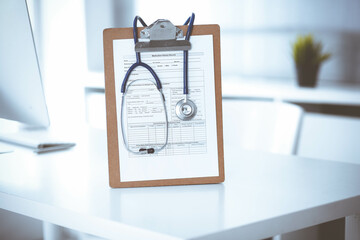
left=295, top=63, right=320, bottom=87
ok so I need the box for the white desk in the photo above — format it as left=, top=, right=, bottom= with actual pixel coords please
left=222, top=77, right=360, bottom=106
left=85, top=73, right=360, bottom=106
left=0, top=127, right=360, bottom=240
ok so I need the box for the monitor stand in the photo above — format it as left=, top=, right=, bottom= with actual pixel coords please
left=0, top=146, right=14, bottom=154
left=0, top=119, right=75, bottom=154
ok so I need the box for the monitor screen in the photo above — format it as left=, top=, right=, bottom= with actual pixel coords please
left=0, top=0, right=49, bottom=127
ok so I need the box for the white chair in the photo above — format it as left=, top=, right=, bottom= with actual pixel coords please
left=223, top=99, right=304, bottom=240
left=222, top=100, right=304, bottom=155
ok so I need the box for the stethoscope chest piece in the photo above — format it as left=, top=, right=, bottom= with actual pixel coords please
left=175, top=98, right=197, bottom=121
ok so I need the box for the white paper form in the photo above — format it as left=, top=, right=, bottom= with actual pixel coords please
left=113, top=35, right=219, bottom=182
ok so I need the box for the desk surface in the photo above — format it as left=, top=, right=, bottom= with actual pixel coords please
left=222, top=77, right=360, bottom=106
left=1, top=127, right=360, bottom=240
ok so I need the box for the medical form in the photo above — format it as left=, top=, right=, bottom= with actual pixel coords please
left=113, top=35, right=219, bottom=182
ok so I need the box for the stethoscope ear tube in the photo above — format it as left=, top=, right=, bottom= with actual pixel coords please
left=120, top=82, right=168, bottom=155
left=121, top=63, right=162, bottom=93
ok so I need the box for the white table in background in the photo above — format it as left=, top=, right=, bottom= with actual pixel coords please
left=0, top=127, right=360, bottom=240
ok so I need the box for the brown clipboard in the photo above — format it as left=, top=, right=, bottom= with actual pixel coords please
left=103, top=24, right=224, bottom=188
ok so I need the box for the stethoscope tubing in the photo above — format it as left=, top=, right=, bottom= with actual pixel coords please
left=120, top=14, right=195, bottom=154
left=121, top=16, right=162, bottom=94
left=183, top=13, right=195, bottom=95
left=121, top=80, right=169, bottom=155
left=121, top=61, right=162, bottom=93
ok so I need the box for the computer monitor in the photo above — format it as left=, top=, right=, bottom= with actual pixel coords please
left=0, top=0, right=49, bottom=127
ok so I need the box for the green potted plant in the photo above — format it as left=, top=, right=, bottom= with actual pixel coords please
left=292, top=34, right=331, bottom=87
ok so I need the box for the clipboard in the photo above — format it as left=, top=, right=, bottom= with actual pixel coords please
left=103, top=24, right=224, bottom=188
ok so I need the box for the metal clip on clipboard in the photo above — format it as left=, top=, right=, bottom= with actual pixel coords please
left=135, top=19, right=191, bottom=52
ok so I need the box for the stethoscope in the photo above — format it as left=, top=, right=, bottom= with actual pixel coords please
left=120, top=14, right=196, bottom=155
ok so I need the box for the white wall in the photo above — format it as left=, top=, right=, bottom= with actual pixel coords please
left=83, top=0, right=360, bottom=84
left=135, top=0, right=360, bottom=84
left=218, top=0, right=360, bottom=83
